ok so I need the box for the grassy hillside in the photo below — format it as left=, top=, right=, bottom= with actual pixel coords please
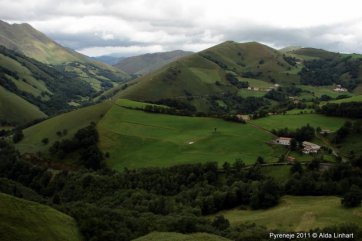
left=0, top=193, right=82, bottom=241
left=251, top=113, right=347, bottom=131
left=0, top=20, right=129, bottom=92
left=0, top=85, right=47, bottom=124
left=98, top=100, right=285, bottom=170
left=114, top=50, right=192, bottom=75
left=327, top=95, right=362, bottom=104
left=291, top=48, right=339, bottom=59
left=119, top=41, right=298, bottom=111
left=0, top=44, right=126, bottom=123
left=213, top=196, right=362, bottom=231
left=133, top=232, right=231, bottom=241
left=17, top=102, right=112, bottom=154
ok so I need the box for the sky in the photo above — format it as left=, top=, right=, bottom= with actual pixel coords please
left=1, top=0, right=362, bottom=57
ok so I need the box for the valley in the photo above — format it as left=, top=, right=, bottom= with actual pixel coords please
left=1, top=19, right=362, bottom=241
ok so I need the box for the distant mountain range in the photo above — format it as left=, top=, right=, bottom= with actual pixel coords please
left=113, top=50, right=193, bottom=76
left=92, top=55, right=123, bottom=65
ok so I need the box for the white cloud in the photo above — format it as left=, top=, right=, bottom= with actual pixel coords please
left=1, top=0, right=362, bottom=56
left=78, top=45, right=165, bottom=57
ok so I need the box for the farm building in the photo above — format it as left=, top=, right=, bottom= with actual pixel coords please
left=275, top=137, right=292, bottom=146
left=302, top=141, right=321, bottom=154
left=333, top=85, right=348, bottom=92
left=320, top=129, right=332, bottom=135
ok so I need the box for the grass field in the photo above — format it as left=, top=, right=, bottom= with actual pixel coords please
left=0, top=193, right=82, bottom=241
left=298, top=85, right=352, bottom=99
left=133, top=232, right=231, bottom=241
left=115, top=98, right=168, bottom=109
left=0, top=86, right=47, bottom=124
left=261, top=166, right=291, bottom=183
left=238, top=89, right=266, bottom=97
left=327, top=95, right=362, bottom=104
left=17, top=102, right=113, bottom=154
left=98, top=104, right=285, bottom=170
left=285, top=109, right=315, bottom=115
left=213, top=196, right=362, bottom=231
left=239, top=77, right=273, bottom=88
left=337, top=134, right=362, bottom=157
left=251, top=114, right=347, bottom=131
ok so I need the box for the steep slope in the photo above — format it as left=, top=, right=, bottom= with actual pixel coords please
left=118, top=41, right=298, bottom=110
left=0, top=46, right=109, bottom=123
left=114, top=50, right=192, bottom=76
left=17, top=101, right=112, bottom=154
left=0, top=20, right=129, bottom=90
left=0, top=86, right=46, bottom=124
left=0, top=193, right=83, bottom=241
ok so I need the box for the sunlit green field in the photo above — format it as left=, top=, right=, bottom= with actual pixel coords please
left=98, top=102, right=284, bottom=170
left=251, top=113, right=347, bottom=131
left=212, top=196, right=362, bottom=231
left=17, top=102, right=113, bottom=154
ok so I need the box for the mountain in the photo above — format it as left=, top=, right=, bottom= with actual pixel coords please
left=279, top=46, right=302, bottom=53
left=0, top=20, right=129, bottom=89
left=0, top=20, right=131, bottom=124
left=92, top=55, right=123, bottom=65
left=0, top=192, right=83, bottom=241
left=0, top=46, right=116, bottom=124
left=114, top=50, right=193, bottom=76
left=118, top=41, right=298, bottom=111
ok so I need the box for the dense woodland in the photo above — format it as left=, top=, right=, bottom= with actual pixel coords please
left=299, top=56, right=362, bottom=90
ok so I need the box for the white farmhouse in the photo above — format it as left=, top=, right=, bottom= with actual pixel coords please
left=302, top=141, right=321, bottom=154
left=275, top=137, right=292, bottom=146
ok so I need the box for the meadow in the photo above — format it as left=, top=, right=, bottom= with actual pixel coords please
left=328, top=95, right=362, bottom=104
left=17, top=101, right=113, bottom=154
left=251, top=113, right=347, bottom=131
left=212, top=196, right=362, bottom=231
left=0, top=193, right=82, bottom=241
left=98, top=101, right=285, bottom=170
left=298, top=85, right=352, bottom=99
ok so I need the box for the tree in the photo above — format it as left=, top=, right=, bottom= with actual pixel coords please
left=256, top=156, right=265, bottom=165
left=212, top=215, right=230, bottom=230
left=290, top=162, right=303, bottom=174
left=290, top=138, right=298, bottom=151
left=342, top=185, right=362, bottom=208
left=80, top=145, right=104, bottom=170
left=12, top=129, right=24, bottom=143
left=41, top=138, right=49, bottom=145
left=250, top=179, right=280, bottom=209
left=233, top=159, right=245, bottom=171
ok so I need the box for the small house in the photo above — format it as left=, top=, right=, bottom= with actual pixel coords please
left=275, top=137, right=292, bottom=146
left=320, top=129, right=332, bottom=135
left=302, top=141, right=321, bottom=154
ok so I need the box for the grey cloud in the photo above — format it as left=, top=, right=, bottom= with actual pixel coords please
left=1, top=0, right=362, bottom=56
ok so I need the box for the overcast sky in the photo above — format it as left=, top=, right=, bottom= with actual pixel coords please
left=1, top=0, right=362, bottom=57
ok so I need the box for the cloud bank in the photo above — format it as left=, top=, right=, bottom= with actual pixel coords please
left=1, top=0, right=362, bottom=56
